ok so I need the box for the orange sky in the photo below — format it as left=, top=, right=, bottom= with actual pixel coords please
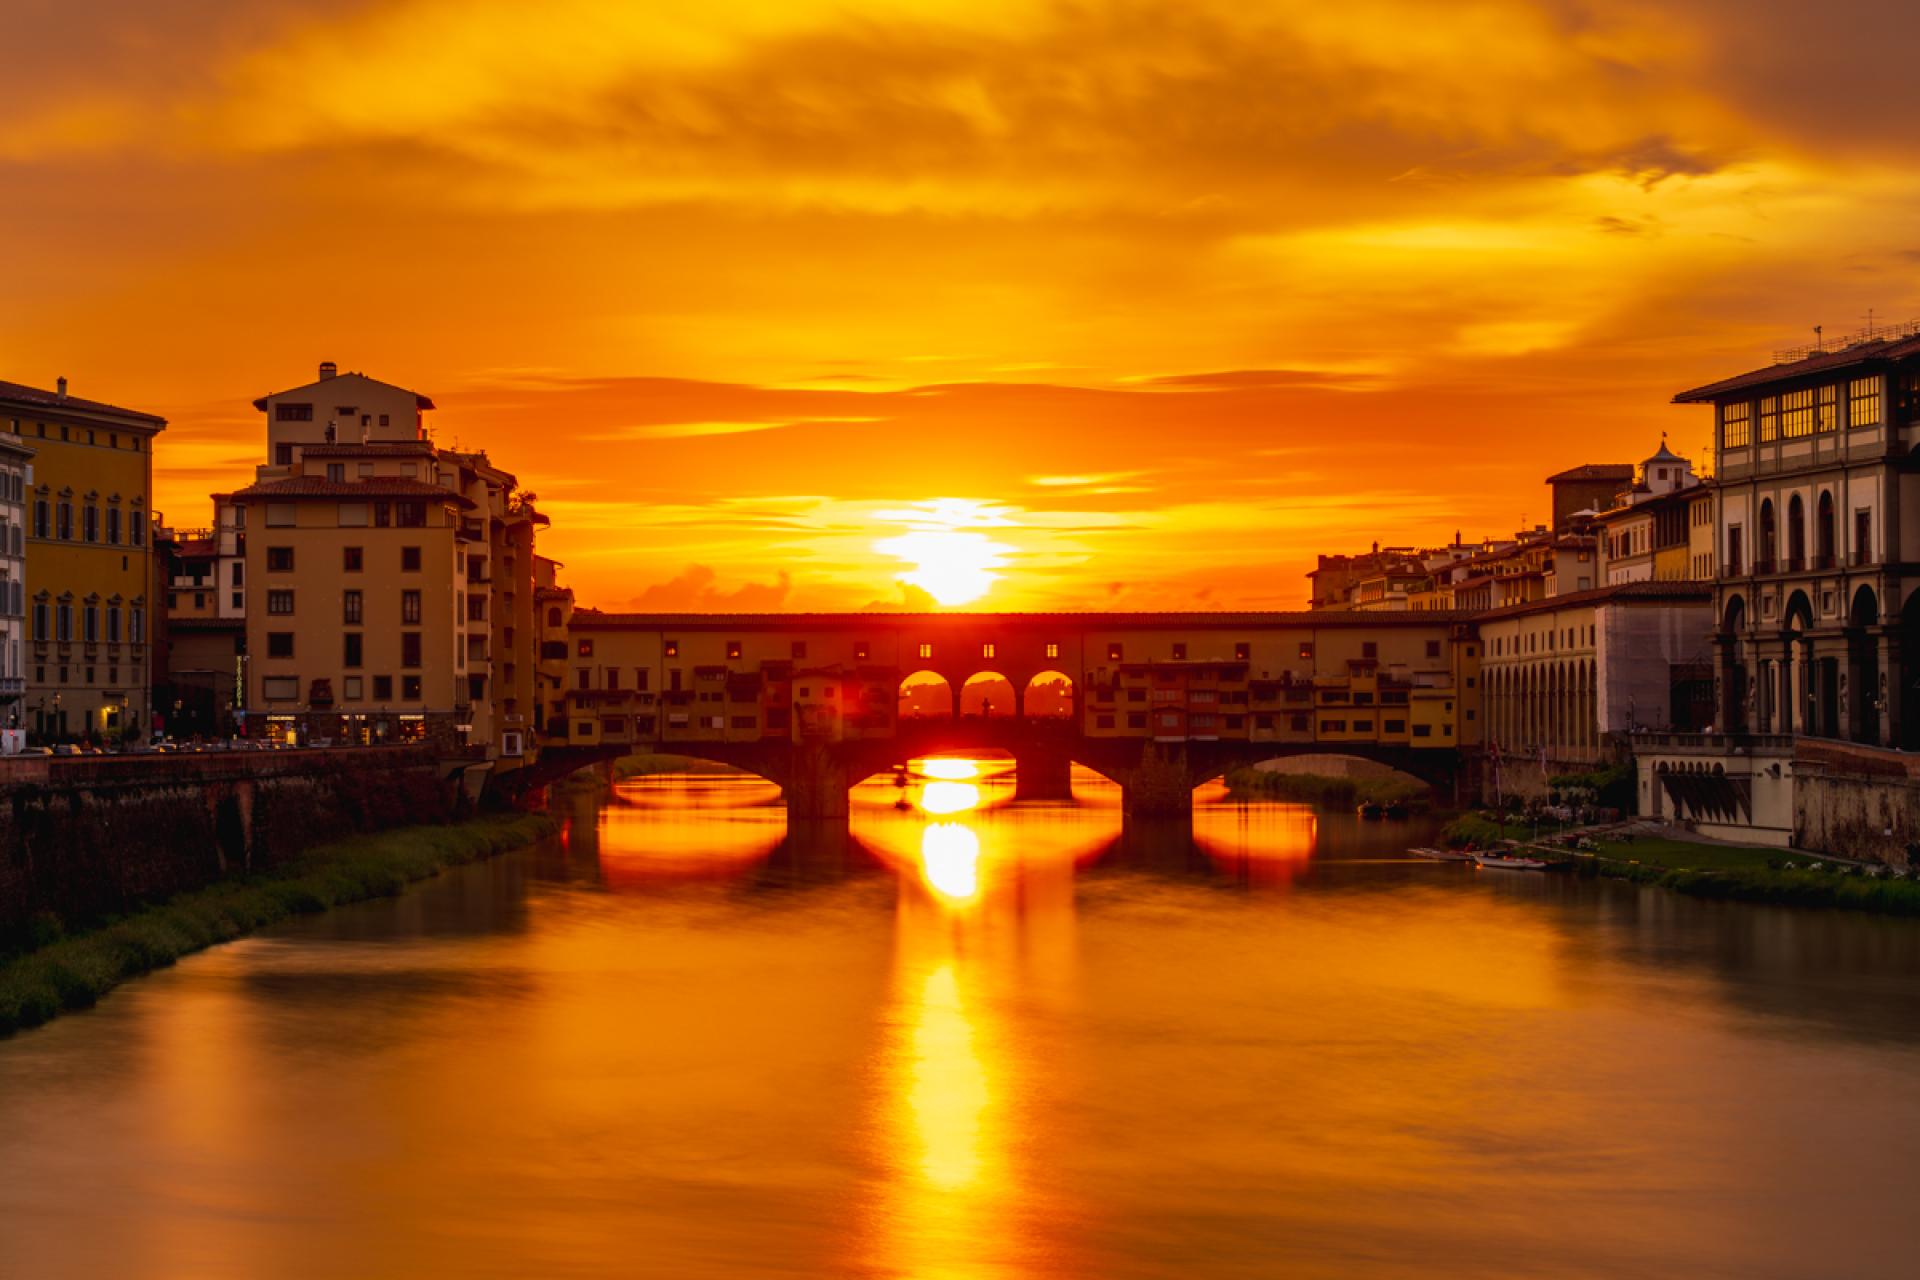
left=6, top=0, right=1919, bottom=611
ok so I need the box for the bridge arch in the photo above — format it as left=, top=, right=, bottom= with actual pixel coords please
left=960, top=671, right=1017, bottom=718
left=1022, top=669, right=1075, bottom=718
left=899, top=670, right=954, bottom=719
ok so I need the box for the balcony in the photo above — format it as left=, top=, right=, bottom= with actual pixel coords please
left=1751, top=559, right=1775, bottom=576
left=1784, top=556, right=1804, bottom=574
left=1813, top=553, right=1835, bottom=571
left=1853, top=549, right=1874, bottom=567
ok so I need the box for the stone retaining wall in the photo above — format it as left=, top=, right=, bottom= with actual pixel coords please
left=0, top=747, right=458, bottom=946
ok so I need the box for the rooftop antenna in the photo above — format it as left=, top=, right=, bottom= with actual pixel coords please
left=1864, top=307, right=1879, bottom=338
left=1813, top=324, right=1823, bottom=352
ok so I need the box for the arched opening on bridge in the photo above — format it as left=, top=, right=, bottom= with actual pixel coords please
left=1022, top=670, right=1075, bottom=718
left=960, top=672, right=1017, bottom=718
left=898, top=670, right=954, bottom=719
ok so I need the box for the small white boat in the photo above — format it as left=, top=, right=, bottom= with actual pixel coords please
left=1410, top=846, right=1474, bottom=862
left=1471, top=851, right=1548, bottom=871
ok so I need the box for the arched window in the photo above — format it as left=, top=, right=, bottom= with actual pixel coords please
left=1787, top=494, right=1805, bottom=569
left=1816, top=491, right=1836, bottom=567
left=546, top=607, right=561, bottom=627
left=1758, top=499, right=1777, bottom=571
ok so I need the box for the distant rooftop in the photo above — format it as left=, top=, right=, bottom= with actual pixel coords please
left=0, top=378, right=166, bottom=426
left=1676, top=319, right=1920, bottom=402
left=1545, top=463, right=1634, bottom=484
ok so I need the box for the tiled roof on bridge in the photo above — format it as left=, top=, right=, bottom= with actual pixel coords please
left=566, top=608, right=1482, bottom=629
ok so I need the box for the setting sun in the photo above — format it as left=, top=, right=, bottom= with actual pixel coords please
left=873, top=500, right=1016, bottom=606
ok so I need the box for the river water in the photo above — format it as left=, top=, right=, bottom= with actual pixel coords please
left=4, top=760, right=1920, bottom=1279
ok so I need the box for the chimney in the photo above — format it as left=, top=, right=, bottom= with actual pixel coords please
left=319, top=360, right=337, bottom=380
left=55, top=376, right=67, bottom=399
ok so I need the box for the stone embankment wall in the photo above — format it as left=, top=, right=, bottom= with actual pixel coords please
left=0, top=747, right=457, bottom=946
left=1793, top=740, right=1920, bottom=868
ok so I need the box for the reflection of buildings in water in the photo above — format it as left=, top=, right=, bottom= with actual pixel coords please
left=1192, top=794, right=1318, bottom=889
left=591, top=774, right=789, bottom=891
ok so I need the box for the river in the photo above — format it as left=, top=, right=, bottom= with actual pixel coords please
left=3, top=759, right=1920, bottom=1278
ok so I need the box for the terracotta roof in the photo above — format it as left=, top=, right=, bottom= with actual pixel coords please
left=1673, top=334, right=1920, bottom=402
left=250, top=371, right=434, bottom=413
left=0, top=379, right=166, bottom=426
left=228, top=477, right=474, bottom=507
left=1545, top=463, right=1633, bottom=483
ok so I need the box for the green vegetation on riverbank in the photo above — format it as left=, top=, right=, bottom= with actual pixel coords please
left=0, top=812, right=556, bottom=1037
left=1223, top=766, right=1427, bottom=810
left=1442, top=811, right=1920, bottom=916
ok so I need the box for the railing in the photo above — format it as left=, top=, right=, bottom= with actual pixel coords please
left=1813, top=553, right=1835, bottom=571
left=1785, top=556, right=1804, bottom=573
left=1752, top=558, right=1775, bottom=575
left=1629, top=731, right=1794, bottom=752
left=1852, top=549, right=1874, bottom=567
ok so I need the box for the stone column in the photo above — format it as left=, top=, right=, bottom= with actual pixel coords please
left=783, top=743, right=852, bottom=820
left=1877, top=627, right=1903, bottom=749
left=1012, top=746, right=1074, bottom=802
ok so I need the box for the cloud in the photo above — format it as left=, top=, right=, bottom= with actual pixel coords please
left=627, top=564, right=792, bottom=611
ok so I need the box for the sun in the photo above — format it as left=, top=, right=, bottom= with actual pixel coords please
left=873, top=499, right=1016, bottom=607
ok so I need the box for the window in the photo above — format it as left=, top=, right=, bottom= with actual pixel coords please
left=373, top=502, right=391, bottom=528
left=855, top=642, right=870, bottom=660
left=31, top=602, right=47, bottom=641
left=1816, top=384, right=1839, bottom=432
left=343, top=590, right=362, bottom=624
left=1362, top=641, right=1378, bottom=659
left=1413, top=723, right=1433, bottom=738
left=1045, top=642, right=1060, bottom=660
left=1298, top=642, right=1314, bottom=660
left=401, top=546, right=421, bottom=571
left=402, top=675, right=422, bottom=700
left=274, top=443, right=294, bottom=466
left=1758, top=395, right=1780, bottom=443
left=1425, top=640, right=1441, bottom=658
left=131, top=606, right=144, bottom=643
left=339, top=503, right=368, bottom=527
left=919, top=643, right=933, bottom=659
left=1234, top=642, right=1250, bottom=661
left=727, top=641, right=743, bottom=660
left=107, top=606, right=121, bottom=643
left=106, top=508, right=121, bottom=545
left=1107, top=643, right=1123, bottom=661
left=1781, top=387, right=1815, bottom=439
left=577, top=639, right=595, bottom=657
left=339, top=546, right=363, bottom=574
left=396, top=502, right=426, bottom=527
left=1320, top=719, right=1346, bottom=733
left=1720, top=400, right=1751, bottom=449
left=1170, top=642, right=1187, bottom=660
left=56, top=604, right=71, bottom=641
left=267, top=632, right=295, bottom=658
left=32, top=500, right=47, bottom=538
left=981, top=642, right=996, bottom=659
left=577, top=667, right=592, bottom=690
left=267, top=546, right=294, bottom=571
left=267, top=589, right=294, bottom=615
left=401, top=590, right=422, bottom=624
left=665, top=640, right=680, bottom=658
left=326, top=463, right=345, bottom=482
left=401, top=632, right=422, bottom=667
left=1727, top=524, right=1744, bottom=575
left=791, top=640, right=808, bottom=659
left=1849, top=376, right=1882, bottom=428
left=1855, top=508, right=1873, bottom=564
left=57, top=501, right=71, bottom=540
left=275, top=403, right=313, bottom=421
left=263, top=676, right=299, bottom=701
left=343, top=633, right=363, bottom=667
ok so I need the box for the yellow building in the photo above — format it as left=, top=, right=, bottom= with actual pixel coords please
left=2, top=377, right=165, bottom=742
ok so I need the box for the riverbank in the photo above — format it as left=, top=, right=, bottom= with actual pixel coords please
left=1223, top=765, right=1427, bottom=811
left=0, top=812, right=556, bottom=1036
left=1441, top=812, right=1920, bottom=916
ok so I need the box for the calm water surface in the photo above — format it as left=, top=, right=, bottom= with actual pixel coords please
left=4, top=761, right=1920, bottom=1279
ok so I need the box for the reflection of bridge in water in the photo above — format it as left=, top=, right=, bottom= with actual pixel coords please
left=526, top=611, right=1483, bottom=819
